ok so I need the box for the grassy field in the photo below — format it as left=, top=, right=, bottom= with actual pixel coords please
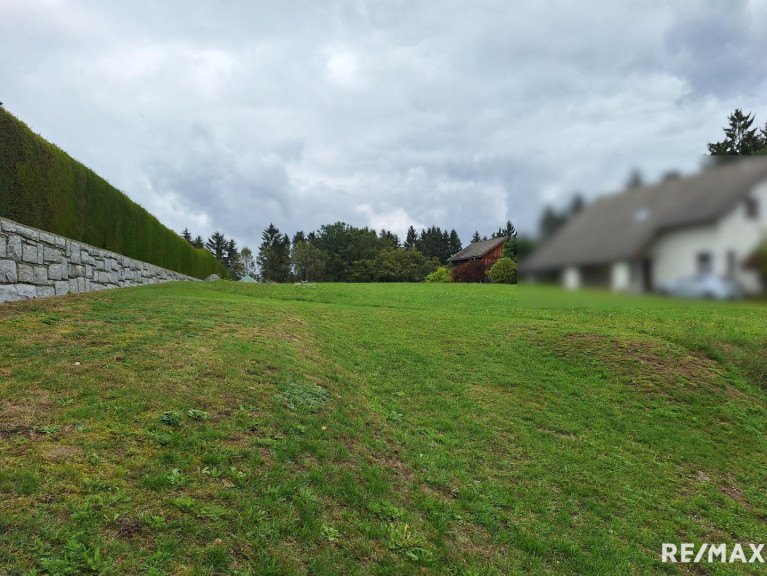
left=1, top=282, right=766, bottom=575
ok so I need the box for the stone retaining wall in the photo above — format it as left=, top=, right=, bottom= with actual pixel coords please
left=0, top=217, right=197, bottom=303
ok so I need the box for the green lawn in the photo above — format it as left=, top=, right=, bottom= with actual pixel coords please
left=0, top=282, right=765, bottom=575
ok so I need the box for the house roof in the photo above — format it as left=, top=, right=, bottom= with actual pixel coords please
left=521, top=158, right=767, bottom=272
left=448, top=236, right=508, bottom=262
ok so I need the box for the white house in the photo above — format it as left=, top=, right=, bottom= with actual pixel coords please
left=521, top=159, right=767, bottom=294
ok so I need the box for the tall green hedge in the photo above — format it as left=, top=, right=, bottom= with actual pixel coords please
left=0, top=108, right=225, bottom=279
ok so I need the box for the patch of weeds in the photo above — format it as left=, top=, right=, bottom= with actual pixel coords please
left=387, top=410, right=404, bottom=423
left=159, top=411, right=182, bottom=427
left=320, top=523, right=341, bottom=542
left=187, top=408, right=209, bottom=421
left=143, top=515, right=168, bottom=530
left=368, top=501, right=403, bottom=520
left=168, top=497, right=227, bottom=520
left=87, top=452, right=104, bottom=465
left=38, top=532, right=103, bottom=574
left=73, top=422, right=85, bottom=431
left=147, top=429, right=173, bottom=446
left=57, top=398, right=75, bottom=407
left=37, top=425, right=61, bottom=435
left=285, top=422, right=306, bottom=435
left=274, top=382, right=330, bottom=412
left=142, top=469, right=191, bottom=491
left=386, top=523, right=434, bottom=563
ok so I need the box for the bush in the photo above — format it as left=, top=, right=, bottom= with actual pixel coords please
left=425, top=267, right=451, bottom=283
left=353, top=248, right=437, bottom=282
left=0, top=109, right=226, bottom=279
left=451, top=260, right=488, bottom=283
left=488, top=258, right=517, bottom=284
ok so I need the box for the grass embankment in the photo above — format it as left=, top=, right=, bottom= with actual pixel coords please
left=0, top=108, right=224, bottom=279
left=0, top=283, right=765, bottom=575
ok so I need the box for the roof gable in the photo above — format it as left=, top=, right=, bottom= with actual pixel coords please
left=448, top=236, right=508, bottom=262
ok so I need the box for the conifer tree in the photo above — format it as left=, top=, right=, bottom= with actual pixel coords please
left=708, top=109, right=766, bottom=156
left=404, top=226, right=418, bottom=249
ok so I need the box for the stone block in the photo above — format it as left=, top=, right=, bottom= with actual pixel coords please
left=0, top=235, right=6, bottom=258
left=7, top=235, right=22, bottom=261
left=0, top=260, right=17, bottom=283
left=40, top=231, right=56, bottom=245
left=70, top=244, right=82, bottom=264
left=16, top=224, right=39, bottom=242
left=43, top=246, right=62, bottom=263
left=55, top=236, right=66, bottom=249
left=1, top=220, right=18, bottom=233
left=85, top=265, right=93, bottom=279
left=34, top=266, right=49, bottom=285
left=54, top=281, right=70, bottom=296
left=36, top=286, right=56, bottom=298
left=0, top=284, right=36, bottom=303
left=68, top=279, right=79, bottom=293
left=22, top=243, right=42, bottom=264
left=77, top=277, right=86, bottom=292
left=48, top=263, right=65, bottom=280
left=17, top=263, right=34, bottom=283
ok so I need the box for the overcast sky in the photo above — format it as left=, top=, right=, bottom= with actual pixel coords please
left=3, top=0, right=767, bottom=248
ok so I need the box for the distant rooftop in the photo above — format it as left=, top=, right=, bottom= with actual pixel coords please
left=522, top=158, right=767, bottom=272
left=448, top=236, right=508, bottom=262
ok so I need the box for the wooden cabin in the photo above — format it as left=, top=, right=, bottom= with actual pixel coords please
left=448, top=236, right=508, bottom=268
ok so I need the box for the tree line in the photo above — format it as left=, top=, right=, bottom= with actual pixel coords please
left=181, top=220, right=518, bottom=283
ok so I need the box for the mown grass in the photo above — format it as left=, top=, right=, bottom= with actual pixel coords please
left=0, top=282, right=765, bottom=575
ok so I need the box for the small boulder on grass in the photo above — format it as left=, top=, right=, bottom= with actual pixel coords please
left=204, top=274, right=220, bottom=282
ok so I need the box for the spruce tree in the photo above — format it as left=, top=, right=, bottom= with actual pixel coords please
left=205, top=232, right=227, bottom=262
left=257, top=224, right=291, bottom=282
left=404, top=226, right=418, bottom=249
left=448, top=230, right=462, bottom=256
left=708, top=109, right=766, bottom=156
left=471, top=231, right=481, bottom=243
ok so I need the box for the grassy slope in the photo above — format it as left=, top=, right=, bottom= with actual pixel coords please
left=0, top=283, right=765, bottom=575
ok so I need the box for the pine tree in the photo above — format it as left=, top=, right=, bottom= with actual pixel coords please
left=708, top=109, right=766, bottom=156
left=378, top=229, right=400, bottom=250
left=471, top=231, right=481, bottom=243
left=225, top=238, right=244, bottom=280
left=205, top=232, right=227, bottom=262
left=257, top=224, right=291, bottom=282
left=404, top=226, right=418, bottom=249
left=192, top=236, right=204, bottom=249
left=448, top=230, right=462, bottom=256
left=182, top=228, right=192, bottom=242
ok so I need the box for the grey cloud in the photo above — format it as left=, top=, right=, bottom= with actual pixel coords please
left=1, top=0, right=765, bottom=248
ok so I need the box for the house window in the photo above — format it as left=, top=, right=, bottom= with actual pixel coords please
left=697, top=252, right=712, bottom=275
left=745, top=197, right=759, bottom=219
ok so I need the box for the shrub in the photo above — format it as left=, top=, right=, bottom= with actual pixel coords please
left=451, top=260, right=487, bottom=283
left=488, top=258, right=517, bottom=284
left=425, top=267, right=451, bottom=283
